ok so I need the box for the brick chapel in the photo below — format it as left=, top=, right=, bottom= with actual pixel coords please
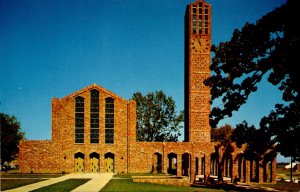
left=19, top=0, right=276, bottom=184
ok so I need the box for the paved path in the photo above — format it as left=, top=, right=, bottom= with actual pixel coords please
left=4, top=173, right=113, bottom=192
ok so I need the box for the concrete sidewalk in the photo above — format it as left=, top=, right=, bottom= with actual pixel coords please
left=71, top=173, right=113, bottom=192
left=4, top=173, right=113, bottom=192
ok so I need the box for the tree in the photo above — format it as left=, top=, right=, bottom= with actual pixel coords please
left=132, top=91, right=184, bottom=142
left=211, top=124, right=234, bottom=183
left=204, top=0, right=299, bottom=161
left=232, top=121, right=276, bottom=160
left=0, top=113, right=25, bottom=163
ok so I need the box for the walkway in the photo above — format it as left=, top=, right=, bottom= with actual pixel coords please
left=3, top=173, right=113, bottom=192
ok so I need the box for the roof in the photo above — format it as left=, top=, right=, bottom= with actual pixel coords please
left=56, top=83, right=128, bottom=102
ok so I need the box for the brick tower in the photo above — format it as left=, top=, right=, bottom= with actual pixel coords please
left=184, top=0, right=211, bottom=142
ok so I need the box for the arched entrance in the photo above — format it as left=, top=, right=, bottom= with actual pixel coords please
left=250, top=159, right=259, bottom=182
left=182, top=153, right=191, bottom=176
left=168, top=153, right=177, bottom=175
left=153, top=152, right=162, bottom=173
left=210, top=153, right=218, bottom=176
left=89, top=152, right=100, bottom=173
left=223, top=154, right=233, bottom=179
left=237, top=154, right=246, bottom=182
left=74, top=152, right=84, bottom=173
left=105, top=152, right=114, bottom=173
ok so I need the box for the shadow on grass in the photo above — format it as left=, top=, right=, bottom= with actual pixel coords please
left=30, top=179, right=90, bottom=192
left=1, top=179, right=47, bottom=191
left=192, top=183, right=267, bottom=191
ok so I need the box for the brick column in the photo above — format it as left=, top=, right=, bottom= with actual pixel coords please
left=245, top=160, right=250, bottom=184
left=100, top=155, right=105, bottom=173
left=84, top=154, right=88, bottom=173
left=232, top=158, right=238, bottom=183
left=258, top=160, right=264, bottom=183
left=177, top=155, right=182, bottom=176
left=163, top=147, right=168, bottom=174
left=190, top=154, right=196, bottom=183
left=205, top=154, right=210, bottom=183
left=127, top=100, right=136, bottom=173
left=271, top=158, right=277, bottom=184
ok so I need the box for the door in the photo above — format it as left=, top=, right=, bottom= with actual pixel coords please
left=74, top=153, right=84, bottom=173
left=90, top=153, right=100, bottom=173
left=105, top=153, right=114, bottom=173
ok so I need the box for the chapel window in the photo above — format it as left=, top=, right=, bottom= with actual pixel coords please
left=105, top=97, right=114, bottom=144
left=90, top=90, right=99, bottom=143
left=75, top=96, right=84, bottom=143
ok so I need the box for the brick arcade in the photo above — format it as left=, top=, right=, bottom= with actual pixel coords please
left=19, top=0, right=276, bottom=184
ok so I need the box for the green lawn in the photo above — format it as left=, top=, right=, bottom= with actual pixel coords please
left=1, top=173, right=63, bottom=178
left=0, top=173, right=65, bottom=191
left=101, top=178, right=225, bottom=192
left=255, top=180, right=300, bottom=192
left=30, top=179, right=90, bottom=192
left=1, top=179, right=47, bottom=191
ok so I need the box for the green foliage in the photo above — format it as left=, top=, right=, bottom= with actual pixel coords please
left=0, top=113, right=25, bottom=163
left=204, top=0, right=299, bottom=160
left=232, top=121, right=276, bottom=161
left=132, top=91, right=184, bottom=142
left=212, top=124, right=234, bottom=183
left=31, top=179, right=90, bottom=192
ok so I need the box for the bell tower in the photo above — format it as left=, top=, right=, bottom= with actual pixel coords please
left=184, top=0, right=211, bottom=142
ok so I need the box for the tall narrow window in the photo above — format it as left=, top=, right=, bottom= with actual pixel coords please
left=105, top=97, right=114, bottom=144
left=204, top=6, right=209, bottom=34
left=198, top=4, right=202, bottom=34
left=90, top=90, right=99, bottom=143
left=191, top=1, right=209, bottom=35
left=192, top=5, right=197, bottom=34
left=75, top=96, right=84, bottom=143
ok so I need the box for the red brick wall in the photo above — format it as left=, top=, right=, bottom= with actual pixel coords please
left=19, top=84, right=133, bottom=174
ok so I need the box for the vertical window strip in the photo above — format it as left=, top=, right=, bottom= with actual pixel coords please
left=105, top=97, right=114, bottom=143
left=198, top=2, right=203, bottom=34
left=204, top=6, right=209, bottom=34
left=191, top=2, right=209, bottom=35
left=75, top=97, right=84, bottom=143
left=90, top=90, right=99, bottom=143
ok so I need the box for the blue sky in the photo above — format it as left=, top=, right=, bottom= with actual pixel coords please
left=0, top=0, right=288, bottom=161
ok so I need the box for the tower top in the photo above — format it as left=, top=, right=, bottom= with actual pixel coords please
left=187, top=0, right=211, bottom=36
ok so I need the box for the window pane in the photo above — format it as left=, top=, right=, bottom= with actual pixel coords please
left=105, top=129, right=114, bottom=143
left=75, top=96, right=85, bottom=143
left=105, top=98, right=114, bottom=143
left=90, top=90, right=100, bottom=143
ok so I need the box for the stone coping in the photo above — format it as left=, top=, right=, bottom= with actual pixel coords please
left=131, top=175, right=189, bottom=179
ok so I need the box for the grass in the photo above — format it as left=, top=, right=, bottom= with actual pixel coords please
left=255, top=180, right=300, bottom=192
left=1, top=179, right=47, bottom=191
left=0, top=172, right=63, bottom=191
left=276, top=163, right=300, bottom=180
left=1, top=173, right=64, bottom=178
left=30, top=179, right=91, bottom=192
left=113, top=173, right=168, bottom=178
left=101, top=178, right=224, bottom=192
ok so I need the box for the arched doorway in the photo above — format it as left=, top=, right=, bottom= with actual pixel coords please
left=168, top=153, right=177, bottom=175
left=182, top=153, right=190, bottom=176
left=105, top=152, right=114, bottom=173
left=153, top=152, right=162, bottom=173
left=74, top=152, right=84, bottom=173
left=90, top=152, right=100, bottom=173
left=223, top=154, right=232, bottom=179
left=210, top=153, right=218, bottom=176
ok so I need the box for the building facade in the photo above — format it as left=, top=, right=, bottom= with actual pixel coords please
left=19, top=0, right=276, bottom=184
